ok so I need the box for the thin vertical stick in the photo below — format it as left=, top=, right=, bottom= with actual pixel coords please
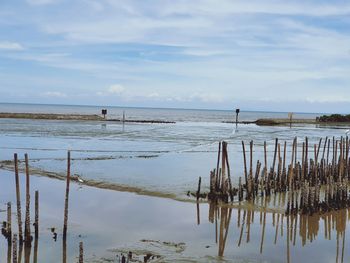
left=79, top=242, right=84, bottom=263
left=196, top=202, right=200, bottom=225
left=216, top=142, right=221, bottom=189
left=63, top=151, right=71, bottom=236
left=242, top=141, right=248, bottom=186
left=7, top=202, right=12, bottom=239
left=221, top=142, right=226, bottom=191
left=34, top=191, right=39, bottom=239
left=196, top=177, right=201, bottom=200
left=14, top=154, right=23, bottom=243
left=63, top=151, right=71, bottom=263
left=24, top=153, right=31, bottom=245
left=225, top=146, right=234, bottom=202
left=272, top=138, right=279, bottom=173
left=13, top=234, right=17, bottom=263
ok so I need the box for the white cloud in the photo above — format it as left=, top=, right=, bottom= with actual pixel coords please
left=41, top=91, right=67, bottom=98
left=108, top=84, right=125, bottom=94
left=97, top=84, right=126, bottom=96
left=26, top=0, right=57, bottom=5
left=0, top=42, right=23, bottom=50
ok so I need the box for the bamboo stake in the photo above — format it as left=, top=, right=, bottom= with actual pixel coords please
left=24, top=153, right=31, bottom=245
left=79, top=242, right=84, bottom=263
left=63, top=151, right=71, bottom=237
left=216, top=142, right=221, bottom=190
left=14, top=154, right=23, bottom=243
left=242, top=141, right=248, bottom=187
left=13, top=234, right=17, bottom=263
left=7, top=202, right=12, bottom=239
left=34, top=191, right=39, bottom=239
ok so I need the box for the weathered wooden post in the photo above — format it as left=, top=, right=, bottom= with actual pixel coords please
left=196, top=176, right=201, bottom=200
left=63, top=151, right=71, bottom=238
left=24, top=153, right=31, bottom=245
left=7, top=202, right=12, bottom=239
left=13, top=234, right=17, bottom=263
left=34, top=191, right=39, bottom=239
left=79, top=242, right=84, bottom=263
left=14, top=153, right=23, bottom=243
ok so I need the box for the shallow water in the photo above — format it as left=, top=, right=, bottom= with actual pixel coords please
left=0, top=116, right=349, bottom=199
left=0, top=170, right=349, bottom=263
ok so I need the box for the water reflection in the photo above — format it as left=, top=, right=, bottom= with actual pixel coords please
left=198, top=201, right=349, bottom=262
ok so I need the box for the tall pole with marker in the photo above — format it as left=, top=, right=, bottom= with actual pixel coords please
left=235, top=108, right=240, bottom=129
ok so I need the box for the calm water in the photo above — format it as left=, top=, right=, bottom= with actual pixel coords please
left=0, top=170, right=349, bottom=263
left=0, top=103, right=347, bottom=199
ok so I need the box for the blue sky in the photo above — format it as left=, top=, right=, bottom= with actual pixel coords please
left=1, top=0, right=350, bottom=112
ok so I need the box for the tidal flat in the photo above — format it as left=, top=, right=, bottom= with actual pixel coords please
left=0, top=106, right=350, bottom=262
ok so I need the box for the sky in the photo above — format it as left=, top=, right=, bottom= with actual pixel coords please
left=0, top=0, right=350, bottom=112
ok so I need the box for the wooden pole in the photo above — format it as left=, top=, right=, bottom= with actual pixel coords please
left=24, top=153, right=31, bottom=245
left=216, top=142, right=221, bottom=190
left=221, top=142, right=227, bottom=192
left=225, top=146, right=234, bottom=202
left=7, top=202, right=12, bottom=239
left=63, top=151, right=71, bottom=237
left=242, top=141, right=248, bottom=187
left=196, top=177, right=201, bottom=200
left=14, top=154, right=23, bottom=243
left=79, top=242, right=84, bottom=263
left=34, top=191, right=39, bottom=239
left=13, top=234, right=17, bottom=263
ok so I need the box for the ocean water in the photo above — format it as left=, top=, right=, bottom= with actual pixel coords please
left=0, top=103, right=348, bottom=200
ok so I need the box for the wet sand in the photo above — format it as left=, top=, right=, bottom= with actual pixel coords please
left=1, top=169, right=350, bottom=262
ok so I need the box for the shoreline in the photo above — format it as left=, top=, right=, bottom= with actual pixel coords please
left=0, top=112, right=176, bottom=124
left=1, top=112, right=350, bottom=127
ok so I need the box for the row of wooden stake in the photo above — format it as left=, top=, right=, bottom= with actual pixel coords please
left=1, top=152, right=84, bottom=262
left=204, top=137, right=350, bottom=215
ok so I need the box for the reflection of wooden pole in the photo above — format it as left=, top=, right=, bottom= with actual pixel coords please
left=196, top=202, right=200, bottom=225
left=24, top=153, right=31, bottom=245
left=287, top=215, right=290, bottom=263
left=215, top=206, right=218, bottom=244
left=336, top=231, right=339, bottom=263
left=274, top=213, right=280, bottom=244
left=14, top=154, right=23, bottom=243
left=341, top=230, right=345, bottom=263
left=238, top=210, right=246, bottom=247
left=219, top=208, right=232, bottom=257
left=259, top=198, right=267, bottom=254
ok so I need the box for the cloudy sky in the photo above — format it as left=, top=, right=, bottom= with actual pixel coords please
left=1, top=0, right=350, bottom=112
